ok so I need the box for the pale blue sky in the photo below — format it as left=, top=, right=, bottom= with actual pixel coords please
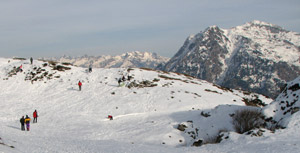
left=0, top=0, right=299, bottom=58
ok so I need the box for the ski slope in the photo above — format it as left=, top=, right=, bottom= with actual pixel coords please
left=0, top=58, right=299, bottom=153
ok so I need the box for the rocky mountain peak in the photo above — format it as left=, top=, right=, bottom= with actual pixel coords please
left=159, top=21, right=300, bottom=99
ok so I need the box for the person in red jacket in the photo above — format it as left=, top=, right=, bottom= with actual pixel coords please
left=78, top=81, right=82, bottom=91
left=33, top=110, right=38, bottom=123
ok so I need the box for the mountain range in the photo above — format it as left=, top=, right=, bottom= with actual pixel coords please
left=47, top=21, right=299, bottom=99
left=159, top=20, right=300, bottom=99
left=49, top=51, right=169, bottom=69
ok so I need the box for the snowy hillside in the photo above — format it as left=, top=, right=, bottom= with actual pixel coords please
left=0, top=58, right=299, bottom=153
left=160, top=20, right=300, bottom=99
left=264, top=76, right=300, bottom=127
left=48, top=51, right=169, bottom=69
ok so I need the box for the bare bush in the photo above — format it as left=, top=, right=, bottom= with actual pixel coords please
left=232, top=109, right=265, bottom=134
left=203, top=129, right=229, bottom=145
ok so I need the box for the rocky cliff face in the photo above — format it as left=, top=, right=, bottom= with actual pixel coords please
left=160, top=21, right=300, bottom=99
left=50, top=51, right=169, bottom=69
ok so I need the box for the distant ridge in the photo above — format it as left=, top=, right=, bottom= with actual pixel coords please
left=48, top=51, right=169, bottom=69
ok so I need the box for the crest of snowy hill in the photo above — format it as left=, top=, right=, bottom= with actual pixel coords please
left=49, top=51, right=169, bottom=69
left=1, top=58, right=300, bottom=153
left=159, top=20, right=300, bottom=99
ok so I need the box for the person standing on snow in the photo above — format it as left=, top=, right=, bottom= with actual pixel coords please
left=118, top=78, right=122, bottom=86
left=88, top=65, right=92, bottom=73
left=25, top=115, right=31, bottom=131
left=20, top=116, right=25, bottom=131
left=30, top=57, right=33, bottom=65
left=33, top=110, right=38, bottom=123
left=78, top=81, right=82, bottom=91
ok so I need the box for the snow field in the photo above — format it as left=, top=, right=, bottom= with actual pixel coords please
left=0, top=58, right=299, bottom=153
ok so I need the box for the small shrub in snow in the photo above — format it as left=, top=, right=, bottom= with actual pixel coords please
left=288, top=83, right=300, bottom=91
left=232, top=109, right=265, bottom=134
left=53, top=65, right=71, bottom=71
left=13, top=57, right=26, bottom=60
left=203, top=129, right=229, bottom=145
left=192, top=139, right=203, bottom=147
left=201, top=111, right=211, bottom=117
left=242, top=98, right=266, bottom=107
left=62, top=62, right=72, bottom=66
left=153, top=78, right=160, bottom=82
left=246, top=129, right=265, bottom=137
left=177, top=124, right=187, bottom=131
left=204, top=89, right=221, bottom=94
left=291, top=107, right=300, bottom=114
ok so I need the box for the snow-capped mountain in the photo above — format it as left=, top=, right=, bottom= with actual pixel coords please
left=159, top=20, right=300, bottom=99
left=50, top=51, right=169, bottom=69
left=1, top=57, right=300, bottom=153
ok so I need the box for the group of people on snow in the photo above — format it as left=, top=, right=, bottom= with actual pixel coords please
left=117, top=74, right=132, bottom=86
left=16, top=58, right=128, bottom=131
left=20, top=110, right=38, bottom=131
left=14, top=57, right=33, bottom=73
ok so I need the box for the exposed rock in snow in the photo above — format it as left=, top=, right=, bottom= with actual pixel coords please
left=264, top=76, right=300, bottom=127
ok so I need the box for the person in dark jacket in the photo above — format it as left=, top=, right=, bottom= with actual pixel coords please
left=118, top=78, right=122, bottom=86
left=25, top=115, right=31, bottom=131
left=20, top=116, right=25, bottom=131
left=33, top=110, right=38, bottom=123
left=30, top=57, right=33, bottom=65
left=88, top=65, right=92, bottom=73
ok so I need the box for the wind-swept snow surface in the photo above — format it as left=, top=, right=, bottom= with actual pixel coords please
left=0, top=58, right=299, bottom=153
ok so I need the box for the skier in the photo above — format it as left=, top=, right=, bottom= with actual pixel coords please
left=25, top=115, right=31, bottom=131
left=78, top=81, right=82, bottom=91
left=30, top=57, right=33, bottom=65
left=33, top=110, right=38, bottom=123
left=20, top=116, right=25, bottom=131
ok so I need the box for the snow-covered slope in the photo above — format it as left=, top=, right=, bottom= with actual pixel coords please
left=0, top=58, right=299, bottom=153
left=160, top=20, right=300, bottom=99
left=49, top=51, right=169, bottom=69
left=264, top=76, right=300, bottom=127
